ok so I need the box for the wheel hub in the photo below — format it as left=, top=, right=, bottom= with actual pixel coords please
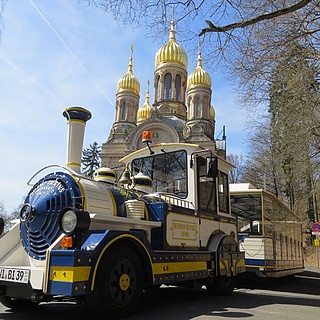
left=119, top=274, right=130, bottom=291
left=109, top=259, right=137, bottom=305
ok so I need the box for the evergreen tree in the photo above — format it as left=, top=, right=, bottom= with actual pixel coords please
left=269, top=42, right=320, bottom=213
left=81, top=142, right=101, bottom=178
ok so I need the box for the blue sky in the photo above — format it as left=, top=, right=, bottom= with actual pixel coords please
left=0, top=0, right=247, bottom=213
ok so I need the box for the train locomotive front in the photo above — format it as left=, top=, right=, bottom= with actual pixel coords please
left=0, top=106, right=146, bottom=307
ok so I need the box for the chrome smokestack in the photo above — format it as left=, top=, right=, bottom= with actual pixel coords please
left=62, top=106, right=92, bottom=173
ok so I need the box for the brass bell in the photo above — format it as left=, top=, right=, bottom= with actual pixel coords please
left=118, top=166, right=131, bottom=186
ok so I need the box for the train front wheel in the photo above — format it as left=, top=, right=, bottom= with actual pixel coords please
left=87, top=245, right=144, bottom=319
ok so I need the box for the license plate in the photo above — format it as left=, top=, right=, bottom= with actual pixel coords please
left=0, top=267, right=30, bottom=284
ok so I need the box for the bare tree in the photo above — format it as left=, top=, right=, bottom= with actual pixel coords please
left=84, top=1, right=316, bottom=36
left=242, top=118, right=283, bottom=196
left=83, top=2, right=319, bottom=61
left=227, top=153, right=245, bottom=183
left=229, top=11, right=320, bottom=105
left=83, top=1, right=320, bottom=110
left=200, top=0, right=314, bottom=35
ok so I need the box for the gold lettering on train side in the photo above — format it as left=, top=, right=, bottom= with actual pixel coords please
left=172, top=219, right=197, bottom=240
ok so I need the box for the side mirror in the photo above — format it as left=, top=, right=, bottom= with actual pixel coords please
left=206, top=157, right=217, bottom=178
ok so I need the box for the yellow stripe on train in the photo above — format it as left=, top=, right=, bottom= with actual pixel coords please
left=153, top=261, right=207, bottom=274
left=49, top=266, right=91, bottom=283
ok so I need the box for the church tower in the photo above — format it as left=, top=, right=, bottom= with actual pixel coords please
left=137, top=82, right=152, bottom=126
left=100, top=49, right=140, bottom=169
left=184, top=51, right=216, bottom=153
left=154, top=21, right=188, bottom=120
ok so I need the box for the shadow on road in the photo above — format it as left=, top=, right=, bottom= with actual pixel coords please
left=243, top=266, right=320, bottom=296
left=0, top=268, right=319, bottom=320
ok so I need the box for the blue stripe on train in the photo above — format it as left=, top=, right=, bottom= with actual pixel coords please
left=47, top=280, right=87, bottom=296
left=245, top=258, right=266, bottom=267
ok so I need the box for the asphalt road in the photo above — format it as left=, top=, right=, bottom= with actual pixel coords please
left=0, top=267, right=319, bottom=320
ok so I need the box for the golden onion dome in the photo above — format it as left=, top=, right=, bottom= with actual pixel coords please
left=155, top=21, right=188, bottom=69
left=137, top=89, right=152, bottom=124
left=210, top=105, right=215, bottom=121
left=187, top=51, right=211, bottom=89
left=117, top=56, right=140, bottom=95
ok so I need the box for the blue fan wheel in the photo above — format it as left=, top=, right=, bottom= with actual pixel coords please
left=20, top=172, right=82, bottom=260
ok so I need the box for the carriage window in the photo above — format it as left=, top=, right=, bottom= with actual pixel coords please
left=231, top=191, right=301, bottom=239
left=230, top=193, right=262, bottom=234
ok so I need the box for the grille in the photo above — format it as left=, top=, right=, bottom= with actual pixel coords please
left=20, top=172, right=82, bottom=260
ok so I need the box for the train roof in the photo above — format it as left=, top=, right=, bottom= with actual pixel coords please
left=229, top=183, right=257, bottom=192
left=119, top=142, right=204, bottom=164
left=230, top=183, right=301, bottom=221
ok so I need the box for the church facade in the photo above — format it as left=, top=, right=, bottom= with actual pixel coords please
left=100, top=21, right=225, bottom=173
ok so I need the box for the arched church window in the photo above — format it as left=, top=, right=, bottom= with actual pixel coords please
left=164, top=73, right=172, bottom=100
left=156, top=75, right=161, bottom=101
left=174, top=75, right=181, bottom=101
left=194, top=97, right=201, bottom=118
left=187, top=96, right=192, bottom=119
left=203, top=96, right=209, bottom=118
left=120, top=100, right=127, bottom=121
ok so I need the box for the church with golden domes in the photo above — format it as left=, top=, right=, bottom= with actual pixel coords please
left=100, top=21, right=224, bottom=172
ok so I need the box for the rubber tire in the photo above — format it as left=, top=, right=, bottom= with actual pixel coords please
left=0, top=294, right=38, bottom=309
left=206, top=276, right=236, bottom=296
left=87, top=245, right=144, bottom=319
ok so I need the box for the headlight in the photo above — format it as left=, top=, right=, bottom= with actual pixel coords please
left=59, top=208, right=90, bottom=235
left=60, top=210, right=77, bottom=234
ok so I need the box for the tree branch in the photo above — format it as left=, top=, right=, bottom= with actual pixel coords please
left=200, top=0, right=313, bottom=36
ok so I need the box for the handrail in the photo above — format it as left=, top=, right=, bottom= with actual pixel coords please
left=145, top=192, right=194, bottom=209
left=26, top=164, right=83, bottom=186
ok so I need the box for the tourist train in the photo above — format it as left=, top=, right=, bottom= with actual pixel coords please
left=0, top=107, right=245, bottom=318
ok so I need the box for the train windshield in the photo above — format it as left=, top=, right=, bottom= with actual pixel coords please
left=131, top=150, right=187, bottom=197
